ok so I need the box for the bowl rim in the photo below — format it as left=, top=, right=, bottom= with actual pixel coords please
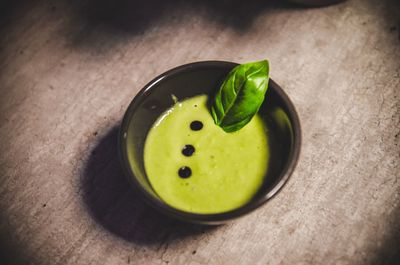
left=118, top=60, right=302, bottom=224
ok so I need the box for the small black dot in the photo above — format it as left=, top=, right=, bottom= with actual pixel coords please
left=182, top=145, right=195, bottom=156
left=190, top=121, right=203, bottom=131
left=178, top=166, right=192, bottom=178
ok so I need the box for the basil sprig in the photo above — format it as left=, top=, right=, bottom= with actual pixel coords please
left=211, top=60, right=270, bottom=132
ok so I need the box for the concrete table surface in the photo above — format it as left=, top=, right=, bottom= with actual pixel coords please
left=0, top=0, right=399, bottom=264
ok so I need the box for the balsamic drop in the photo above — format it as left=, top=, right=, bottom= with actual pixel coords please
left=178, top=166, right=192, bottom=178
left=182, top=145, right=195, bottom=156
left=190, top=121, right=203, bottom=131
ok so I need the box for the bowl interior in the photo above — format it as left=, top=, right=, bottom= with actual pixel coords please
left=120, top=61, right=300, bottom=223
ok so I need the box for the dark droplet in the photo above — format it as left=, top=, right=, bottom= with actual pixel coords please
left=182, top=144, right=195, bottom=156
left=190, top=121, right=203, bottom=131
left=178, top=166, right=192, bottom=178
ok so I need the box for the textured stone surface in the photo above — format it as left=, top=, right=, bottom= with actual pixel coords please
left=0, top=0, right=399, bottom=264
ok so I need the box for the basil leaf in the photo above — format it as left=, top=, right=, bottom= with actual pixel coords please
left=211, top=60, right=270, bottom=132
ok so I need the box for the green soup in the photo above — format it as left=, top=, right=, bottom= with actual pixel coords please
left=144, top=95, right=269, bottom=214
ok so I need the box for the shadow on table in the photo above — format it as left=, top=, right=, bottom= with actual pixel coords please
left=72, top=0, right=299, bottom=32
left=368, top=206, right=400, bottom=265
left=0, top=0, right=34, bottom=36
left=81, top=125, right=218, bottom=244
left=0, top=223, right=28, bottom=265
left=64, top=0, right=304, bottom=50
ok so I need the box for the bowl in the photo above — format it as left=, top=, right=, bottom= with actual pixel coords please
left=119, top=61, right=301, bottom=224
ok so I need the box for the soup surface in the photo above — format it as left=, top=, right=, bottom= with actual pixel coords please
left=144, top=95, right=269, bottom=213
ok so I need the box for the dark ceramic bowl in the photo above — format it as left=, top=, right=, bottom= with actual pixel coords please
left=119, top=61, right=301, bottom=224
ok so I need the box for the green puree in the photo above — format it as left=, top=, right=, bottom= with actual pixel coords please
left=144, top=95, right=269, bottom=214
